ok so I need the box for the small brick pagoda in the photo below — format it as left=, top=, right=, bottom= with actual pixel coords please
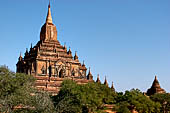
left=146, top=76, right=166, bottom=96
left=16, top=3, right=93, bottom=94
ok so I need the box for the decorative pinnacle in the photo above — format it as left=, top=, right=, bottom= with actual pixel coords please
left=46, top=0, right=53, bottom=24
left=82, top=60, right=85, bottom=67
left=104, top=76, right=108, bottom=87
left=20, top=52, right=22, bottom=57
left=96, top=74, right=101, bottom=83
left=111, top=81, right=115, bottom=91
left=26, top=48, right=28, bottom=52
left=88, top=67, right=92, bottom=75
left=111, top=82, right=114, bottom=87
left=19, top=52, right=22, bottom=61
left=49, top=0, right=50, bottom=8
left=74, top=51, right=78, bottom=59
left=63, top=42, right=67, bottom=50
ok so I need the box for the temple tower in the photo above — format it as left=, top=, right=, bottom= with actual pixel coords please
left=16, top=2, right=93, bottom=93
left=146, top=76, right=166, bottom=96
left=40, top=3, right=57, bottom=42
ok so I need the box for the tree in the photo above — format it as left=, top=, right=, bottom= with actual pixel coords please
left=151, top=93, right=170, bottom=113
left=52, top=79, right=116, bottom=113
left=0, top=66, right=55, bottom=113
left=114, top=89, right=161, bottom=113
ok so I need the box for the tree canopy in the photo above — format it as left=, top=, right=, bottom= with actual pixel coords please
left=150, top=93, right=170, bottom=113
left=52, top=79, right=116, bottom=113
left=0, top=66, right=55, bottom=113
left=0, top=66, right=170, bottom=113
left=114, top=89, right=161, bottom=113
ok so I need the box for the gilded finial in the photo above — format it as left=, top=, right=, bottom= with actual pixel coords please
left=49, top=0, right=50, bottom=8
left=46, top=0, right=53, bottom=24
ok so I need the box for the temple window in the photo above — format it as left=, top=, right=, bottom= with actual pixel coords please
left=72, top=69, right=75, bottom=76
left=41, top=65, right=46, bottom=75
left=59, top=69, right=64, bottom=78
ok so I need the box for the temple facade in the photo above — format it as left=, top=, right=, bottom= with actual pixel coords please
left=16, top=3, right=94, bottom=93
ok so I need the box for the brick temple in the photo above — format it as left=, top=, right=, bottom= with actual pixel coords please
left=16, top=2, right=167, bottom=96
left=146, top=76, right=166, bottom=96
left=16, top=3, right=94, bottom=94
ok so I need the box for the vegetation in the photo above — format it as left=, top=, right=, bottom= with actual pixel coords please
left=52, top=80, right=116, bottom=113
left=0, top=66, right=170, bottom=113
left=0, top=66, right=55, bottom=113
left=150, top=93, right=170, bottom=113
left=114, top=89, right=161, bottom=113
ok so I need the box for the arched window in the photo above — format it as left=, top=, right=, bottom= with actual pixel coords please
left=41, top=66, right=46, bottom=75
left=59, top=69, right=64, bottom=78
left=72, top=69, right=75, bottom=76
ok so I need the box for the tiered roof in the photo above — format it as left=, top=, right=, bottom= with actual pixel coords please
left=147, top=76, right=166, bottom=96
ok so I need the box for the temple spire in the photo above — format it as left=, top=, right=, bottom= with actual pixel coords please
left=19, top=52, right=22, bottom=61
left=152, top=75, right=160, bottom=88
left=31, top=43, right=32, bottom=49
left=74, top=51, right=78, bottom=60
left=87, top=67, right=93, bottom=80
left=82, top=60, right=85, bottom=66
left=67, top=47, right=72, bottom=55
left=111, top=82, right=115, bottom=92
left=96, top=74, right=101, bottom=83
left=146, top=75, right=166, bottom=96
left=104, top=76, right=109, bottom=87
left=46, top=0, right=53, bottom=24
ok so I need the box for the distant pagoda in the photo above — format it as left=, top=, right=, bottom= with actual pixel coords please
left=16, top=3, right=93, bottom=93
left=146, top=76, right=166, bottom=96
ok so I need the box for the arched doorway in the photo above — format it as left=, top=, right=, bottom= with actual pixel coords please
left=59, top=69, right=64, bottom=78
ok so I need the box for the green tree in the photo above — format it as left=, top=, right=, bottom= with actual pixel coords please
left=52, top=79, right=116, bottom=113
left=151, top=93, right=170, bottom=113
left=114, top=89, right=161, bottom=113
left=0, top=66, right=55, bottom=113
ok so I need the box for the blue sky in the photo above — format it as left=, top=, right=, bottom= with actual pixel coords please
left=0, top=0, right=170, bottom=92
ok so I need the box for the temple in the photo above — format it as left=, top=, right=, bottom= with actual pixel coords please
left=16, top=3, right=94, bottom=94
left=146, top=76, right=166, bottom=96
